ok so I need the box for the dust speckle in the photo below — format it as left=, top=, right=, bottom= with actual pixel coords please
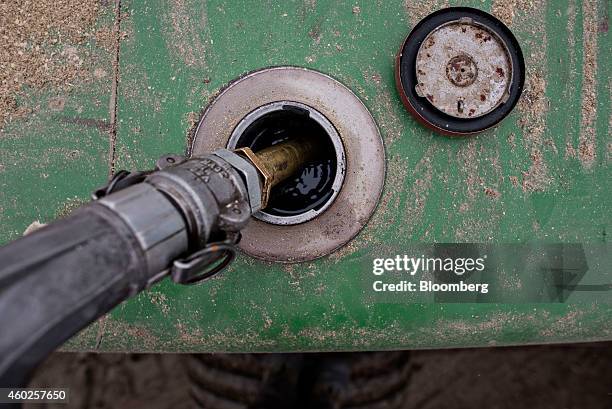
left=577, top=0, right=599, bottom=168
left=163, top=0, right=210, bottom=69
left=0, top=0, right=102, bottom=127
left=404, top=0, right=448, bottom=27
left=492, top=0, right=517, bottom=26
left=521, top=149, right=549, bottom=192
left=515, top=0, right=552, bottom=192
left=56, top=197, right=88, bottom=219
left=149, top=292, right=170, bottom=316
left=94, top=68, right=108, bottom=79
left=362, top=68, right=404, bottom=144
left=402, top=146, right=434, bottom=238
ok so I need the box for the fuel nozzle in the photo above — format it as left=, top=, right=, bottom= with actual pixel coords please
left=233, top=137, right=319, bottom=209
left=0, top=133, right=322, bottom=386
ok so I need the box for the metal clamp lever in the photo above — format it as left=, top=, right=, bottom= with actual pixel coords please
left=92, top=170, right=151, bottom=200
left=170, top=233, right=241, bottom=285
left=93, top=153, right=186, bottom=200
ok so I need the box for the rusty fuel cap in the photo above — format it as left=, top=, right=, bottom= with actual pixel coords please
left=395, top=7, right=525, bottom=136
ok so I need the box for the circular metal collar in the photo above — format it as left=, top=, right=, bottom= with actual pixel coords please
left=227, top=100, right=346, bottom=226
left=191, top=67, right=385, bottom=262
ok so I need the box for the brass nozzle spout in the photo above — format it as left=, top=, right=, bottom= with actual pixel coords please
left=254, top=138, right=318, bottom=188
left=234, top=137, right=318, bottom=209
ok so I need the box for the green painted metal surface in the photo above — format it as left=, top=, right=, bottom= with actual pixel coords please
left=0, top=0, right=610, bottom=352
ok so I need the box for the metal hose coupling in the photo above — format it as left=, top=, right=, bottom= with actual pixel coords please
left=91, top=151, right=255, bottom=285
left=91, top=138, right=317, bottom=285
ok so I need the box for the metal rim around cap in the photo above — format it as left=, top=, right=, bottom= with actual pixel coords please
left=395, top=7, right=525, bottom=136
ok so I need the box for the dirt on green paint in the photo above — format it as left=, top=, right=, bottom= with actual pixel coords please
left=0, top=0, right=102, bottom=127
left=55, top=197, right=88, bottom=219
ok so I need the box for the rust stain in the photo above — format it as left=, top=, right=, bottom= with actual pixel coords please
left=308, top=21, right=322, bottom=44
left=48, top=97, right=67, bottom=112
left=107, top=0, right=122, bottom=178
left=73, top=309, right=611, bottom=353
left=95, top=315, right=107, bottom=349
left=298, top=0, right=317, bottom=22
left=185, top=111, right=200, bottom=151
left=521, top=149, right=549, bottom=192
left=149, top=292, right=170, bottom=316
left=435, top=312, right=514, bottom=336
left=94, top=25, right=116, bottom=53
left=304, top=0, right=317, bottom=12
left=175, top=322, right=276, bottom=349
left=484, top=187, right=501, bottom=199
left=598, top=14, right=609, bottom=32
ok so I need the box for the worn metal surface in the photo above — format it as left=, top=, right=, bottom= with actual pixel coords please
left=193, top=67, right=384, bottom=261
left=396, top=7, right=525, bottom=135
left=0, top=0, right=610, bottom=352
left=415, top=20, right=512, bottom=118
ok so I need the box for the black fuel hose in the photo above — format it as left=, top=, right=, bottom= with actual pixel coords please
left=0, top=149, right=259, bottom=389
left=0, top=204, right=151, bottom=387
left=0, top=138, right=311, bottom=391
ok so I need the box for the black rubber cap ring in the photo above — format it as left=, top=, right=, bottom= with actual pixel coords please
left=395, top=7, right=525, bottom=136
